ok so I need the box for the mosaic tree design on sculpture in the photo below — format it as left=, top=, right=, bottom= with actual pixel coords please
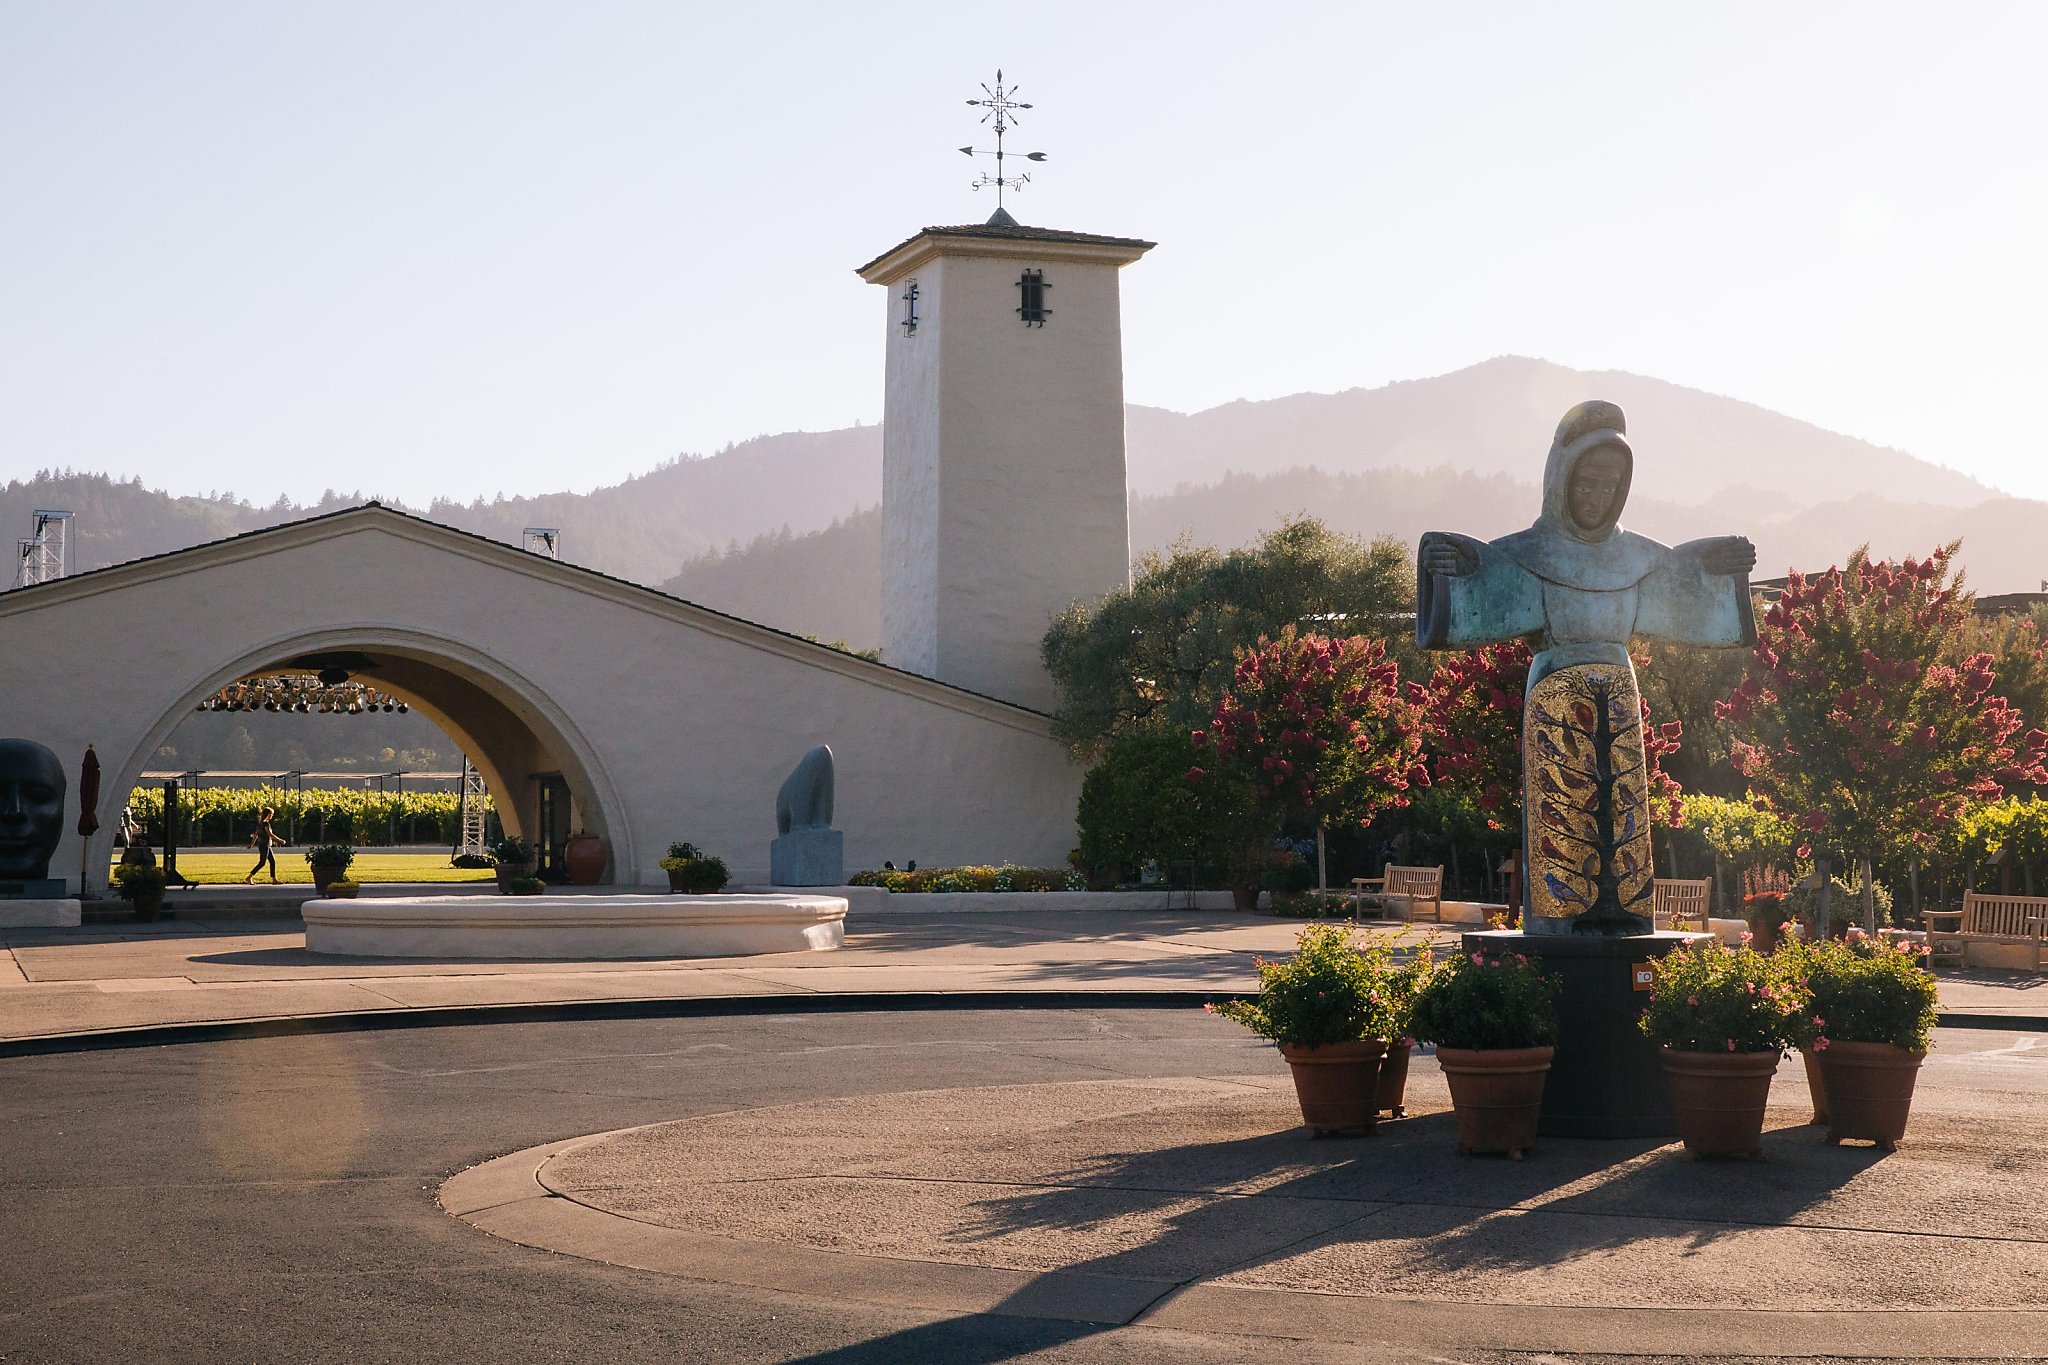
left=1530, top=669, right=1657, bottom=931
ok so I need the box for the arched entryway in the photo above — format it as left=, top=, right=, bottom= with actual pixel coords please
left=94, top=626, right=628, bottom=891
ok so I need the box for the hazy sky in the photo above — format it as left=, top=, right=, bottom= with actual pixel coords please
left=4, top=2, right=2045, bottom=507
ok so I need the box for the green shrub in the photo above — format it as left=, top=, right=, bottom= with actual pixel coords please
left=1790, top=933, right=1940, bottom=1052
left=667, top=854, right=729, bottom=893
left=845, top=865, right=1085, bottom=893
left=503, top=876, right=547, bottom=896
left=1410, top=946, right=1559, bottom=1050
left=1075, top=727, right=1220, bottom=882
left=489, top=835, right=535, bottom=866
left=1638, top=939, right=1805, bottom=1053
left=112, top=863, right=167, bottom=899
left=1261, top=858, right=1316, bottom=895
left=1208, top=922, right=1402, bottom=1047
left=303, top=844, right=354, bottom=871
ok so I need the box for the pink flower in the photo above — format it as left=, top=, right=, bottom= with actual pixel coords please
left=1726, top=1039, right=1736, bottom=1052
left=1686, top=995, right=1699, bottom=1007
left=1813, top=1037, right=1830, bottom=1052
left=1470, top=952, right=1485, bottom=965
left=1812, top=1016, right=1825, bottom=1027
left=1740, top=931, right=1754, bottom=944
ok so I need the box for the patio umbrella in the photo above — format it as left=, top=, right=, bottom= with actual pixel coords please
left=77, top=744, right=101, bottom=838
left=77, top=745, right=100, bottom=893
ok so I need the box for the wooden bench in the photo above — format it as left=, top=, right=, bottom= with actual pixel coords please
left=1651, top=878, right=1713, bottom=932
left=1351, top=864, right=1444, bottom=923
left=1926, top=892, right=2048, bottom=972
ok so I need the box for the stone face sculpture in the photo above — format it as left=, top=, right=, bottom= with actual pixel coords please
left=0, top=738, right=67, bottom=891
left=1417, top=401, right=1756, bottom=935
left=771, top=745, right=844, bottom=886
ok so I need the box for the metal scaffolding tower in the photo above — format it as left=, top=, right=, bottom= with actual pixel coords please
left=13, top=509, right=73, bottom=587
left=456, top=757, right=490, bottom=859
left=521, top=527, right=561, bottom=559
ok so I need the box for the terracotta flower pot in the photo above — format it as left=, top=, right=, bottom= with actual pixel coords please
left=1435, top=1045, right=1554, bottom=1159
left=1375, top=1039, right=1413, bottom=1118
left=131, top=891, right=164, bottom=923
left=311, top=866, right=341, bottom=893
left=1279, top=1039, right=1386, bottom=1137
left=1659, top=1047, right=1781, bottom=1160
left=564, top=833, right=605, bottom=886
left=1800, top=1047, right=1829, bottom=1126
left=1815, top=1040, right=1925, bottom=1151
left=666, top=868, right=689, bottom=893
left=494, top=861, right=535, bottom=892
left=1230, top=884, right=1260, bottom=913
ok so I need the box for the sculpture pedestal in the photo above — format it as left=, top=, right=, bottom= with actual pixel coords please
left=0, top=898, right=81, bottom=928
left=1462, top=929, right=1709, bottom=1138
left=770, top=828, right=844, bottom=887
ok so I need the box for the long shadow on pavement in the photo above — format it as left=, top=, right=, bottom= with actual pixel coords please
left=778, top=1074, right=1877, bottom=1363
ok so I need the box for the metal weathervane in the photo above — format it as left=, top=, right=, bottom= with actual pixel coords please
left=960, top=69, right=1046, bottom=209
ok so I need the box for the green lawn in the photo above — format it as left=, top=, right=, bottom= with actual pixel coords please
left=123, top=853, right=495, bottom=885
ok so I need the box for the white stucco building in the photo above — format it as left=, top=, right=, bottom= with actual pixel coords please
left=0, top=213, right=1152, bottom=893
left=858, top=217, right=1153, bottom=712
left=0, top=506, right=1086, bottom=890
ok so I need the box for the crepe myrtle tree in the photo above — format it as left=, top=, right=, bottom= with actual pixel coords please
left=1187, top=628, right=1429, bottom=899
left=1719, top=543, right=2048, bottom=936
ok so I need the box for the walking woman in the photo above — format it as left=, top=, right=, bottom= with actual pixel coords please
left=245, top=806, right=287, bottom=885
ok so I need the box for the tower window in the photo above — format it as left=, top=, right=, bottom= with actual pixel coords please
left=1016, top=269, right=1049, bottom=326
left=900, top=278, right=919, bottom=335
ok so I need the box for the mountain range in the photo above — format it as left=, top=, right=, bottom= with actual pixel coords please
left=9, top=356, right=2038, bottom=655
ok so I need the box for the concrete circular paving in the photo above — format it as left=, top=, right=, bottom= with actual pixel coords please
left=447, top=1046, right=2048, bottom=1358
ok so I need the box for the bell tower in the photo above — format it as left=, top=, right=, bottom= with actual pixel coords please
left=855, top=214, right=1152, bottom=710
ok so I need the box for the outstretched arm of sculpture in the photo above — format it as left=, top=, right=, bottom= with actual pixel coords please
left=1415, top=531, right=1544, bottom=650
left=1419, top=536, right=1480, bottom=578
left=1693, top=535, right=1756, bottom=577
left=1636, top=536, right=1759, bottom=647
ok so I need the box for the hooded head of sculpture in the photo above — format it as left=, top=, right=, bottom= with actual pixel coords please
left=1541, top=400, right=1633, bottom=543
left=0, top=739, right=66, bottom=882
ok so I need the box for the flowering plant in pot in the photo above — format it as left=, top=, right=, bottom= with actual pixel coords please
left=488, top=836, right=536, bottom=890
left=1409, top=947, right=1559, bottom=1159
left=303, top=844, right=354, bottom=893
left=659, top=842, right=729, bottom=894
left=1790, top=930, right=1939, bottom=1151
left=1638, top=937, right=1806, bottom=1159
left=1209, top=922, right=1400, bottom=1136
left=322, top=878, right=361, bottom=900
left=113, top=862, right=168, bottom=922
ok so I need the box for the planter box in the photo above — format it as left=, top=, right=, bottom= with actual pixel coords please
left=804, top=889, right=1244, bottom=915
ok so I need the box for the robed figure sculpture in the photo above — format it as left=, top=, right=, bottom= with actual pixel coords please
left=1417, top=401, right=1757, bottom=935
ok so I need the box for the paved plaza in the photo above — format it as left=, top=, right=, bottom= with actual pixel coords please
left=4, top=901, right=2044, bottom=1045
left=5, top=1001, right=2045, bottom=1362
